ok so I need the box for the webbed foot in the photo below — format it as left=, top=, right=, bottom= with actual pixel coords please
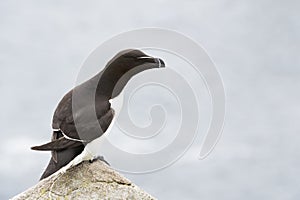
left=89, top=155, right=110, bottom=166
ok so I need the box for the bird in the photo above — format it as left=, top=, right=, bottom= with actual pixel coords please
left=31, top=49, right=165, bottom=180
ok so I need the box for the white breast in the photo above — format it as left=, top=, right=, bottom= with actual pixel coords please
left=54, top=92, right=125, bottom=174
left=109, top=91, right=124, bottom=121
left=84, top=91, right=124, bottom=156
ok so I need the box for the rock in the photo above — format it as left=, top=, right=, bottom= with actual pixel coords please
left=11, top=160, right=156, bottom=200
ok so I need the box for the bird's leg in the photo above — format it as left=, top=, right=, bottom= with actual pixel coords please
left=89, top=155, right=110, bottom=166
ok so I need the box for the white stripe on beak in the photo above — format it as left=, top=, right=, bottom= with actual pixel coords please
left=156, top=58, right=161, bottom=68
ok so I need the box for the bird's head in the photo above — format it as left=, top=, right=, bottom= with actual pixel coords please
left=98, top=49, right=165, bottom=98
left=105, top=49, right=165, bottom=75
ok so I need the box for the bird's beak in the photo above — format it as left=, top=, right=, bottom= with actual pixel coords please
left=155, top=58, right=165, bottom=68
left=138, top=56, right=166, bottom=68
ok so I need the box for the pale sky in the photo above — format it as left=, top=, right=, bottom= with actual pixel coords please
left=1, top=0, right=299, bottom=199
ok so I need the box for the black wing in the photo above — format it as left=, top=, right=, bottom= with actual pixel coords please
left=31, top=89, right=114, bottom=151
left=31, top=108, right=114, bottom=151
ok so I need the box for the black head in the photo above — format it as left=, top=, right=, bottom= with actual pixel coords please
left=105, top=49, right=165, bottom=74
left=97, top=49, right=165, bottom=98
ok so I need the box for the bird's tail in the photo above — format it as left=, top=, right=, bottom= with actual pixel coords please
left=31, top=137, right=82, bottom=151
left=39, top=145, right=84, bottom=180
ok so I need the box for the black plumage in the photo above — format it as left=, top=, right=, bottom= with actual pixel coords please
left=31, top=49, right=165, bottom=180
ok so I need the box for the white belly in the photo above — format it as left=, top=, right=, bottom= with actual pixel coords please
left=85, top=91, right=124, bottom=155
left=52, top=92, right=124, bottom=176
left=65, top=91, right=124, bottom=169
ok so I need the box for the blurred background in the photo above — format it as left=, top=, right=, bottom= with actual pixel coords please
left=1, top=0, right=299, bottom=199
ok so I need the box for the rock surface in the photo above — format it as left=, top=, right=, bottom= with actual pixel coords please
left=11, top=160, right=156, bottom=200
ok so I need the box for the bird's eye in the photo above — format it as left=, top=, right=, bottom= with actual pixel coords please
left=123, top=55, right=135, bottom=59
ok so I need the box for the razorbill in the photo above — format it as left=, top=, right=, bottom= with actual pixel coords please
left=31, top=49, right=165, bottom=180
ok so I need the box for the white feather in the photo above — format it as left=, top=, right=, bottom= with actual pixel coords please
left=58, top=91, right=124, bottom=172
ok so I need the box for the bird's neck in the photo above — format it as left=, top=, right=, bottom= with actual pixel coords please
left=93, top=70, right=127, bottom=99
